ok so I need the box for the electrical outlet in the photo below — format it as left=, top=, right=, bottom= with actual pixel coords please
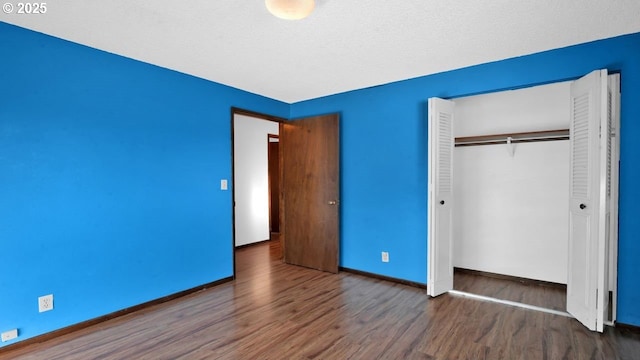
left=381, top=251, right=389, bottom=263
left=38, top=294, right=54, bottom=313
left=1, top=329, right=18, bottom=342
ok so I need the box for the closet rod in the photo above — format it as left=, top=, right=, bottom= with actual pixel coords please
left=455, top=129, right=569, bottom=147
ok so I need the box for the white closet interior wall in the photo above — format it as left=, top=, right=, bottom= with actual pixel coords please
left=453, top=81, right=571, bottom=284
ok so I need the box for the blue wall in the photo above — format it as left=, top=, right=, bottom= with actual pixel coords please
left=291, top=33, right=640, bottom=326
left=0, top=22, right=288, bottom=346
left=2, top=21, right=640, bottom=347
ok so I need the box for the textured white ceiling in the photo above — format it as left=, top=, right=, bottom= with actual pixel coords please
left=2, top=1, right=640, bottom=103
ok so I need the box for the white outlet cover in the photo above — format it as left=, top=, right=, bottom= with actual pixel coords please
left=38, top=294, right=54, bottom=313
left=220, top=179, right=228, bottom=190
left=381, top=252, right=389, bottom=263
left=1, top=329, right=18, bottom=342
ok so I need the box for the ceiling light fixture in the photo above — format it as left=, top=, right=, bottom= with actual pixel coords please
left=265, top=0, right=315, bottom=20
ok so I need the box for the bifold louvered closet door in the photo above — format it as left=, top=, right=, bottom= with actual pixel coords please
left=427, top=97, right=455, bottom=297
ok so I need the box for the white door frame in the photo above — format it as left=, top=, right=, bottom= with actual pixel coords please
left=608, top=73, right=621, bottom=324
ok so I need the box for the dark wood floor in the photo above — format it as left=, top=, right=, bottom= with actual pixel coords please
left=454, top=269, right=567, bottom=312
left=2, top=240, right=640, bottom=359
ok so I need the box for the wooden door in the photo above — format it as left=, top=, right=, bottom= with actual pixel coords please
left=567, top=69, right=609, bottom=332
left=281, top=114, right=340, bottom=273
left=268, top=135, right=280, bottom=233
left=427, top=98, right=455, bottom=296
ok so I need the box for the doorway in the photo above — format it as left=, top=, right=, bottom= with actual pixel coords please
left=232, top=109, right=282, bottom=251
left=231, top=108, right=341, bottom=276
left=427, top=70, right=621, bottom=332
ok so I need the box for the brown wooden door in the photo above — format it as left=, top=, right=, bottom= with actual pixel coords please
left=281, top=113, right=339, bottom=273
left=268, top=136, right=280, bottom=233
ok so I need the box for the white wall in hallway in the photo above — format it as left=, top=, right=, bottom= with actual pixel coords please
left=234, top=114, right=279, bottom=247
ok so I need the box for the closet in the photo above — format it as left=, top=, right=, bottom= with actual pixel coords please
left=454, top=81, right=571, bottom=284
left=427, top=70, right=620, bottom=333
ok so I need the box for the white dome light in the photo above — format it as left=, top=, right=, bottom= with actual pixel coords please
left=265, top=0, right=315, bottom=20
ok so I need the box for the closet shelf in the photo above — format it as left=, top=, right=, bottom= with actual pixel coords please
left=455, top=129, right=569, bottom=147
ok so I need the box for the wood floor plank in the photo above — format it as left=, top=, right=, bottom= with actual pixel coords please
left=1, top=240, right=640, bottom=359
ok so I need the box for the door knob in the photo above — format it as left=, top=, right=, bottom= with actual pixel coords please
left=579, top=203, right=586, bottom=210
left=440, top=200, right=445, bottom=205
left=328, top=201, right=337, bottom=205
